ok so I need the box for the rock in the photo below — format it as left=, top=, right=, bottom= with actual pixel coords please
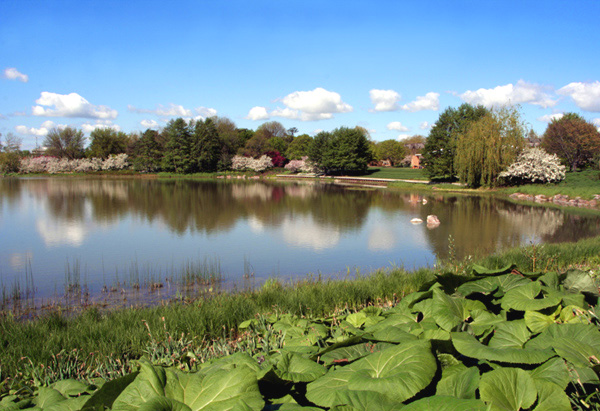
left=534, top=194, right=548, bottom=202
left=509, top=193, right=521, bottom=199
left=594, top=194, right=600, bottom=200
left=426, top=215, right=440, bottom=225
left=422, top=199, right=428, bottom=204
left=410, top=218, right=423, bottom=224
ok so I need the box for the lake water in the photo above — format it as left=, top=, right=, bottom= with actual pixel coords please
left=1, top=177, right=599, bottom=305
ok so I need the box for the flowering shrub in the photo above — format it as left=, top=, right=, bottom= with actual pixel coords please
left=20, top=155, right=130, bottom=174
left=230, top=155, right=273, bottom=172
left=101, top=153, right=130, bottom=170
left=265, top=151, right=287, bottom=168
left=499, top=148, right=566, bottom=185
left=284, top=156, right=318, bottom=173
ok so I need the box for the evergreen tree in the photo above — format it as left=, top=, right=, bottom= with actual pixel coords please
left=193, top=118, right=221, bottom=172
left=161, top=118, right=195, bottom=173
left=133, top=129, right=163, bottom=172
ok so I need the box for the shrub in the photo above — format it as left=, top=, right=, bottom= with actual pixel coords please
left=265, top=151, right=287, bottom=168
left=19, top=154, right=130, bottom=174
left=230, top=155, right=273, bottom=172
left=284, top=156, right=318, bottom=173
left=101, top=153, right=130, bottom=170
left=499, top=147, right=566, bottom=185
left=0, top=152, right=21, bottom=174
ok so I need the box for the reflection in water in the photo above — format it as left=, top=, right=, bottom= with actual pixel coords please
left=1, top=177, right=600, bottom=302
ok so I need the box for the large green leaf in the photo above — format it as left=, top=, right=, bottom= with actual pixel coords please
left=431, top=288, right=486, bottom=332
left=525, top=323, right=600, bottom=367
left=45, top=396, right=90, bottom=411
left=165, top=365, right=264, bottom=411
left=363, top=312, right=416, bottom=334
left=368, top=326, right=419, bottom=343
left=436, top=364, right=480, bottom=399
left=529, top=358, right=570, bottom=390
left=274, top=352, right=326, bottom=383
left=321, top=342, right=393, bottom=366
left=524, top=311, right=556, bottom=333
left=532, top=381, right=570, bottom=411
left=112, top=361, right=167, bottom=410
left=32, top=388, right=65, bottom=409
left=488, top=320, right=531, bottom=349
left=471, top=264, right=516, bottom=276
left=307, top=341, right=436, bottom=407
left=138, top=397, right=192, bottom=411
left=330, top=390, right=402, bottom=411
left=401, top=396, right=490, bottom=411
left=457, top=274, right=530, bottom=297
left=452, top=332, right=554, bottom=365
left=563, top=269, right=599, bottom=295
left=51, top=380, right=92, bottom=397
left=469, top=310, right=506, bottom=336
left=500, top=282, right=561, bottom=312
left=82, top=371, right=139, bottom=410
left=479, top=368, right=537, bottom=411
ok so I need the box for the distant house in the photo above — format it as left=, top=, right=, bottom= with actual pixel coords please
left=31, top=146, right=49, bottom=156
left=410, top=154, right=422, bottom=169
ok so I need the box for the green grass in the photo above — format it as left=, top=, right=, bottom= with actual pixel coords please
left=358, top=167, right=428, bottom=180
left=499, top=169, right=600, bottom=200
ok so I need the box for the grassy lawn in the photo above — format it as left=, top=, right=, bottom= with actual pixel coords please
left=358, top=167, right=428, bottom=180
left=499, top=169, right=600, bottom=200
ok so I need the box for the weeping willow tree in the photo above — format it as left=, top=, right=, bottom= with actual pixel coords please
left=456, top=106, right=526, bottom=188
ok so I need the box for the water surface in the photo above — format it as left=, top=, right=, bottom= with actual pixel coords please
left=1, top=177, right=599, bottom=302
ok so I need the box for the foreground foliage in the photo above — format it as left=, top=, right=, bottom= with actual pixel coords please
left=2, top=264, right=598, bottom=410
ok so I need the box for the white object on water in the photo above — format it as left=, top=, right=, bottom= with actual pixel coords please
left=410, top=218, right=423, bottom=224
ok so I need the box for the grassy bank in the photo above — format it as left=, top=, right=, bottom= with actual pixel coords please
left=498, top=169, right=600, bottom=200
left=358, top=167, right=428, bottom=180
left=2, top=235, right=600, bottom=393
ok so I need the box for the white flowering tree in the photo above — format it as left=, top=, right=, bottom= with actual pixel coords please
left=20, top=154, right=130, bottom=174
left=284, top=156, right=318, bottom=173
left=499, top=148, right=566, bottom=185
left=230, top=155, right=273, bottom=172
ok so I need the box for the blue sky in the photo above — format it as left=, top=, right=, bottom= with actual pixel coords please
left=2, top=0, right=600, bottom=150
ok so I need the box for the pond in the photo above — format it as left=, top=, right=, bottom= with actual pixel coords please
left=1, top=177, right=599, bottom=309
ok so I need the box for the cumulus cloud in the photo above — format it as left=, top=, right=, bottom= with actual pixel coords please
left=396, top=134, right=412, bottom=140
left=460, top=80, right=557, bottom=108
left=32, top=92, right=118, bottom=119
left=15, top=120, right=63, bottom=136
left=81, top=120, right=121, bottom=134
left=276, top=87, right=353, bottom=121
left=557, top=81, right=600, bottom=112
left=128, top=104, right=216, bottom=119
left=537, top=113, right=564, bottom=123
left=141, top=119, right=159, bottom=128
left=401, top=92, right=440, bottom=112
left=195, top=106, right=217, bottom=118
left=246, top=106, right=270, bottom=121
left=419, top=121, right=432, bottom=130
left=387, top=121, right=409, bottom=132
left=4, top=67, right=28, bottom=82
left=369, top=89, right=400, bottom=112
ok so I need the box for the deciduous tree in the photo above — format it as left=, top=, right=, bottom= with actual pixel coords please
left=374, top=139, right=406, bottom=166
left=541, top=113, right=600, bottom=171
left=455, top=106, right=526, bottom=187
left=88, top=128, right=128, bottom=158
left=43, top=127, right=85, bottom=159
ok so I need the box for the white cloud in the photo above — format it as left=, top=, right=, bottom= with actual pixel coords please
left=593, top=118, right=600, bottom=132
left=141, top=119, right=159, bottom=128
left=460, top=80, right=557, bottom=108
left=419, top=121, right=432, bottom=130
left=195, top=106, right=217, bottom=118
left=387, top=121, right=409, bottom=132
left=81, top=120, right=121, bottom=134
left=401, top=92, right=440, bottom=112
left=557, top=81, right=600, bottom=112
left=276, top=87, right=353, bottom=121
left=369, top=89, right=400, bottom=112
left=32, top=92, right=118, bottom=119
left=537, top=113, right=564, bottom=123
left=246, top=106, right=270, bottom=121
left=397, top=134, right=412, bottom=140
left=4, top=67, right=28, bottom=82
left=270, top=107, right=299, bottom=119
left=15, top=120, right=62, bottom=136
left=129, top=103, right=191, bottom=117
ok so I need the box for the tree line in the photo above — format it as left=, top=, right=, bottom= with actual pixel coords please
left=34, top=118, right=411, bottom=175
